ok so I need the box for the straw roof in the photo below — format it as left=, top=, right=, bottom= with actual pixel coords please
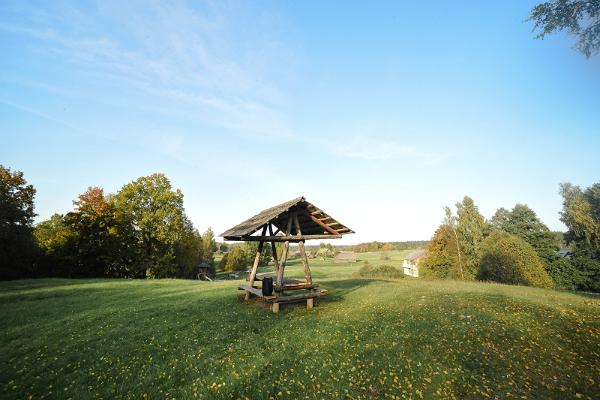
left=220, top=196, right=354, bottom=241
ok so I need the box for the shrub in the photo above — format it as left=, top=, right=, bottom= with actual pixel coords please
left=477, top=231, right=553, bottom=288
left=354, top=262, right=404, bottom=279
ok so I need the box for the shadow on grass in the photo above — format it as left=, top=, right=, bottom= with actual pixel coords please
left=320, top=278, right=380, bottom=303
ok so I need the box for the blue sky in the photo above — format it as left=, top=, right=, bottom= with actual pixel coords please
left=1, top=1, right=599, bottom=244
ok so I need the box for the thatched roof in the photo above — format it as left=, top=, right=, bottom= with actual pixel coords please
left=220, top=196, right=354, bottom=241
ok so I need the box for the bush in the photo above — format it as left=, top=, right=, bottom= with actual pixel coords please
left=477, top=231, right=553, bottom=288
left=354, top=261, right=404, bottom=279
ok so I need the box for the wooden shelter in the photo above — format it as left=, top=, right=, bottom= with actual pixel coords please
left=220, top=196, right=354, bottom=312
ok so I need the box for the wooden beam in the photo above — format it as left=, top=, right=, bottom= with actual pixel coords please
left=239, top=234, right=341, bottom=242
left=245, top=225, right=267, bottom=300
left=268, top=223, right=279, bottom=275
left=238, top=284, right=276, bottom=300
left=303, top=211, right=340, bottom=235
left=294, top=213, right=313, bottom=286
left=273, top=290, right=325, bottom=303
left=275, top=214, right=294, bottom=290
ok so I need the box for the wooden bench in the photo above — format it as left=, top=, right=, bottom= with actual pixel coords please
left=238, top=284, right=328, bottom=313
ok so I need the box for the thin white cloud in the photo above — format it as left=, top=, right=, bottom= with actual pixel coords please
left=0, top=1, right=296, bottom=141
left=326, top=134, right=445, bottom=164
left=337, top=138, right=416, bottom=161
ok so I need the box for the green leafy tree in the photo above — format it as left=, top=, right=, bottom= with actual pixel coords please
left=478, top=231, right=553, bottom=288
left=244, top=241, right=272, bottom=267
left=529, top=0, right=600, bottom=58
left=64, top=187, right=121, bottom=277
left=201, top=227, right=217, bottom=265
left=174, top=219, right=203, bottom=278
left=222, top=246, right=249, bottom=272
left=420, top=224, right=462, bottom=279
left=34, top=213, right=75, bottom=277
left=455, top=196, right=487, bottom=279
left=113, top=173, right=191, bottom=278
left=0, top=165, right=37, bottom=279
left=489, top=203, right=581, bottom=288
left=559, top=182, right=600, bottom=291
left=443, top=206, right=464, bottom=279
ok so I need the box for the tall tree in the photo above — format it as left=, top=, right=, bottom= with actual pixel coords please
left=443, top=206, right=464, bottom=279
left=34, top=213, right=75, bottom=277
left=529, top=0, right=600, bottom=58
left=420, top=224, right=462, bottom=279
left=455, top=196, right=487, bottom=279
left=0, top=165, right=37, bottom=279
left=560, top=182, right=600, bottom=291
left=488, top=203, right=581, bottom=287
left=201, top=227, right=217, bottom=264
left=490, top=204, right=560, bottom=257
left=64, top=187, right=120, bottom=277
left=174, top=219, right=203, bottom=278
left=113, top=173, right=190, bottom=278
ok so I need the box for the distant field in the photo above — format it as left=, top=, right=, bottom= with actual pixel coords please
left=1, top=251, right=599, bottom=399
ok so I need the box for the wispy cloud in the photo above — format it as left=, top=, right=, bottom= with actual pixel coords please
left=336, top=137, right=416, bottom=161
left=323, top=133, right=445, bottom=165
left=0, top=1, right=296, bottom=140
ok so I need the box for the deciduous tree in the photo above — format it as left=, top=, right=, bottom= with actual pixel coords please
left=478, top=231, right=553, bottom=288
left=529, top=0, right=600, bottom=58
left=113, top=173, right=191, bottom=278
left=0, top=165, right=37, bottom=279
left=560, top=182, right=600, bottom=291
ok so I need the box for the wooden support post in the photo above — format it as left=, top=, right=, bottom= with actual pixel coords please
left=294, top=213, right=313, bottom=285
left=307, top=298, right=314, bottom=310
left=268, top=223, right=279, bottom=274
left=272, top=302, right=279, bottom=313
left=275, top=214, right=294, bottom=292
left=245, top=225, right=267, bottom=300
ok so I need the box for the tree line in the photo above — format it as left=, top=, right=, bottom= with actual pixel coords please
left=353, top=241, right=429, bottom=253
left=1, top=165, right=217, bottom=280
left=420, top=183, right=600, bottom=292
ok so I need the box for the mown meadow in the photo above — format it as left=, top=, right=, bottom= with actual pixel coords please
left=1, top=250, right=599, bottom=399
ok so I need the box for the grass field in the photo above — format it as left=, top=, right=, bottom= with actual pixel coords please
left=1, top=251, right=599, bottom=399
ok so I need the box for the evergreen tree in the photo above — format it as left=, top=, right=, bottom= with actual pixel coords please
left=420, top=224, right=462, bottom=279
left=455, top=196, right=487, bottom=279
left=201, top=227, right=217, bottom=265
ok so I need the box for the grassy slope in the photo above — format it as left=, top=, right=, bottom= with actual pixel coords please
left=1, top=251, right=599, bottom=399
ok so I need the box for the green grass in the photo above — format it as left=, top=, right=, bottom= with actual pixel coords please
left=1, top=251, right=599, bottom=399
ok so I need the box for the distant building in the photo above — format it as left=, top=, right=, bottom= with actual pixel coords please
left=403, top=249, right=426, bottom=277
left=334, top=251, right=357, bottom=263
